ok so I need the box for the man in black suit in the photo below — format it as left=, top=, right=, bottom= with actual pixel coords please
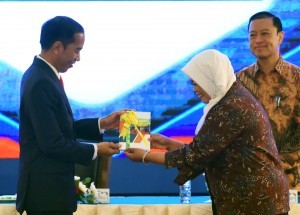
left=17, top=16, right=124, bottom=215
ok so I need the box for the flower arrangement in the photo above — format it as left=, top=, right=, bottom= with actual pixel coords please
left=74, top=176, right=99, bottom=204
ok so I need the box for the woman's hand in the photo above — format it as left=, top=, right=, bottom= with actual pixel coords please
left=124, top=148, right=147, bottom=162
left=150, top=134, right=184, bottom=151
left=125, top=148, right=166, bottom=165
left=150, top=134, right=170, bottom=150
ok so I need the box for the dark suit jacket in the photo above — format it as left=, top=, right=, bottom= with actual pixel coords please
left=17, top=57, right=102, bottom=214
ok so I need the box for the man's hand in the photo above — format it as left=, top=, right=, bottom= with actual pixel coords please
left=97, top=142, right=121, bottom=156
left=100, top=110, right=127, bottom=130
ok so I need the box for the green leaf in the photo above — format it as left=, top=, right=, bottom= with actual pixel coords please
left=82, top=177, right=92, bottom=185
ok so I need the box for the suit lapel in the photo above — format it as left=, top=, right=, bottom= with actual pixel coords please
left=33, top=57, right=74, bottom=119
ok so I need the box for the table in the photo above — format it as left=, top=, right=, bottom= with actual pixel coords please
left=1, top=196, right=300, bottom=215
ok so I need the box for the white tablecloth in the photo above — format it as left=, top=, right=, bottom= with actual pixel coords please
left=1, top=196, right=299, bottom=215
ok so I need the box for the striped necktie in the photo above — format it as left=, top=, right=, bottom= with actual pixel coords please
left=59, top=76, right=64, bottom=88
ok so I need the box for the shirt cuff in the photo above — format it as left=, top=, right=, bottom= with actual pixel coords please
left=98, top=118, right=105, bottom=134
left=92, top=144, right=98, bottom=160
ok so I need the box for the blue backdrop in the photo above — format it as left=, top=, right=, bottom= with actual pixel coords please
left=1, top=0, right=299, bottom=196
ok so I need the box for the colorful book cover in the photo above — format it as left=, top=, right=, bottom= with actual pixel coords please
left=119, top=111, right=151, bottom=150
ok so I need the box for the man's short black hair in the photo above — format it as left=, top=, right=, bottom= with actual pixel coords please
left=40, top=16, right=84, bottom=50
left=248, top=11, right=283, bottom=33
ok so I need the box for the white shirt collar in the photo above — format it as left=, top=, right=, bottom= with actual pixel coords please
left=36, top=55, right=60, bottom=79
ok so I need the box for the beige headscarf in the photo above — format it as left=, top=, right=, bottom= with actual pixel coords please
left=182, top=49, right=236, bottom=134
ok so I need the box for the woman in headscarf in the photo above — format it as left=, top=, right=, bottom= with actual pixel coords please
left=125, top=49, right=289, bottom=215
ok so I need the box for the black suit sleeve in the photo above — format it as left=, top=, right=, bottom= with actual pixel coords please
left=75, top=118, right=103, bottom=142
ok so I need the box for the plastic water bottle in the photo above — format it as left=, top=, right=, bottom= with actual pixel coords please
left=179, top=180, right=191, bottom=203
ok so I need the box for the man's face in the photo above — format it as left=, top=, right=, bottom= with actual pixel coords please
left=57, top=33, right=85, bottom=73
left=248, top=18, right=283, bottom=60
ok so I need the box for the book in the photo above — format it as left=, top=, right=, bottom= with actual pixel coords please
left=119, top=111, right=151, bottom=150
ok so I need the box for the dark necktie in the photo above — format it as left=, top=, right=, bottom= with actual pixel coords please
left=59, top=76, right=64, bottom=88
